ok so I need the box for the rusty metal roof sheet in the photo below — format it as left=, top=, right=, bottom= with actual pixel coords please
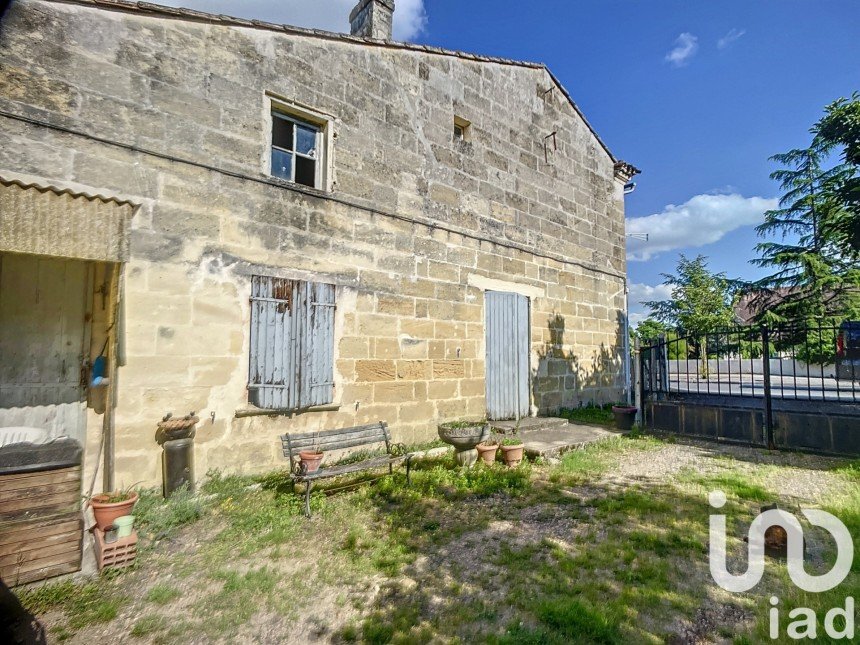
left=42, top=0, right=622, bottom=164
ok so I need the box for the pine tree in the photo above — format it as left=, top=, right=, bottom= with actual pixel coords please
left=750, top=136, right=859, bottom=325
left=816, top=92, right=860, bottom=256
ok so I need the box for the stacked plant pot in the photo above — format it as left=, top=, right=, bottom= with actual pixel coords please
left=90, top=492, right=138, bottom=571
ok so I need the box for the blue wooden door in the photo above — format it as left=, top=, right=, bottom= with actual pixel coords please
left=485, top=291, right=530, bottom=420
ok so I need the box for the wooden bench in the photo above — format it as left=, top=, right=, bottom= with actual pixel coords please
left=280, top=421, right=413, bottom=517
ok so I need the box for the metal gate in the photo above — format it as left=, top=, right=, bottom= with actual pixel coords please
left=485, top=291, right=530, bottom=420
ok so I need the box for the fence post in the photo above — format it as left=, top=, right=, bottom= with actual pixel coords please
left=761, top=326, right=775, bottom=449
left=634, top=337, right=643, bottom=427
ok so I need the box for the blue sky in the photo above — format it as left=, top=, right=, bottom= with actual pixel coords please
left=161, top=1, right=859, bottom=325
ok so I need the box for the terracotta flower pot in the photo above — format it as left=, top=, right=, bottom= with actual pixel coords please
left=299, top=450, right=324, bottom=474
left=90, top=491, right=139, bottom=532
left=475, top=442, right=498, bottom=465
left=500, top=443, right=524, bottom=468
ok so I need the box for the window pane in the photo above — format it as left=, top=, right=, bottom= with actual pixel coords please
left=295, top=156, right=316, bottom=188
left=271, top=148, right=293, bottom=180
left=295, top=124, right=318, bottom=156
left=272, top=115, right=294, bottom=150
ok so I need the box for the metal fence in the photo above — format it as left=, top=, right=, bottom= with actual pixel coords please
left=640, top=323, right=858, bottom=405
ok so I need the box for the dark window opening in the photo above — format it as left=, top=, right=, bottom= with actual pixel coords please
left=271, top=111, right=322, bottom=189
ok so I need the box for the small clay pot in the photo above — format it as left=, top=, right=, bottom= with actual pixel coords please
left=90, top=491, right=139, bottom=532
left=475, top=442, right=498, bottom=465
left=500, top=443, right=524, bottom=468
left=298, top=450, right=324, bottom=474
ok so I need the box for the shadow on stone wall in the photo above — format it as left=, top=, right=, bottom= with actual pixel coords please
left=532, top=311, right=624, bottom=414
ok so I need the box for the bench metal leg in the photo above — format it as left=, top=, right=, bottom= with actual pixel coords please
left=304, top=481, right=313, bottom=518
left=406, top=455, right=412, bottom=486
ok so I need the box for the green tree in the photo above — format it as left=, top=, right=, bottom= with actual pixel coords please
left=643, top=255, right=735, bottom=335
left=751, top=134, right=858, bottom=325
left=816, top=92, right=860, bottom=256
left=643, top=255, right=735, bottom=376
left=633, top=318, right=668, bottom=345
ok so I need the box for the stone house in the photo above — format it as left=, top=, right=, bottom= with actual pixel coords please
left=0, top=0, right=638, bottom=492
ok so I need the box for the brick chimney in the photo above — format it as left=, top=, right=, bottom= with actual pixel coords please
left=349, top=0, right=395, bottom=40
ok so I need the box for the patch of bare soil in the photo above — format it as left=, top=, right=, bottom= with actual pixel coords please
left=667, top=602, right=753, bottom=645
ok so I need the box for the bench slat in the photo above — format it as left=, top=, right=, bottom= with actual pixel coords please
left=283, top=427, right=387, bottom=451
left=285, top=436, right=389, bottom=456
left=281, top=422, right=390, bottom=458
left=295, top=455, right=406, bottom=481
left=282, top=422, right=387, bottom=442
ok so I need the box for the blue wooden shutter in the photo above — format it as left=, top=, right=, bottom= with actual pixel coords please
left=307, top=282, right=336, bottom=406
left=485, top=291, right=530, bottom=420
left=249, top=277, right=335, bottom=409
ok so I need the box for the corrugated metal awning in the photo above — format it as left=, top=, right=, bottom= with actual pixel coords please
left=0, top=175, right=137, bottom=263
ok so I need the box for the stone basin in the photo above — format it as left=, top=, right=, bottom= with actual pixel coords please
left=437, top=422, right=490, bottom=467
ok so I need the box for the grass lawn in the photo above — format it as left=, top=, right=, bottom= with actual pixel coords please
left=16, top=435, right=859, bottom=644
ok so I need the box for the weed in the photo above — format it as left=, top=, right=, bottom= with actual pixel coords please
left=535, top=597, right=623, bottom=644
left=19, top=580, right=78, bottom=614
left=691, top=472, right=771, bottom=502
left=66, top=583, right=127, bottom=629
left=145, top=583, right=181, bottom=605
left=130, top=614, right=166, bottom=637
left=559, top=404, right=615, bottom=426
left=19, top=580, right=126, bottom=631
left=201, top=469, right=258, bottom=499
left=135, top=485, right=204, bottom=541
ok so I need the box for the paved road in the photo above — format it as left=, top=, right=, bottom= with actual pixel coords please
left=663, top=374, right=859, bottom=402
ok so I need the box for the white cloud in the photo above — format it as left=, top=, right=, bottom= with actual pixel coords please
left=629, top=282, right=673, bottom=307
left=665, top=32, right=698, bottom=67
left=628, top=311, right=649, bottom=328
left=157, top=0, right=427, bottom=41
left=627, top=283, right=674, bottom=328
left=717, top=28, right=746, bottom=50
left=626, top=193, right=778, bottom=261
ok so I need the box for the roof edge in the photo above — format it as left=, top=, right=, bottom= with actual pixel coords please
left=0, top=171, right=141, bottom=208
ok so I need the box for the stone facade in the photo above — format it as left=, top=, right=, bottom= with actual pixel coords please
left=0, top=0, right=633, bottom=487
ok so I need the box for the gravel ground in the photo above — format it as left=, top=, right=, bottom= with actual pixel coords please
left=608, top=436, right=849, bottom=504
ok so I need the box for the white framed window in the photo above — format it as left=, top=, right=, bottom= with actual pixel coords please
left=265, top=95, right=333, bottom=191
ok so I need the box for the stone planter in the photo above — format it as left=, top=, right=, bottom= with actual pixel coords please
left=612, top=406, right=637, bottom=431
left=437, top=422, right=490, bottom=468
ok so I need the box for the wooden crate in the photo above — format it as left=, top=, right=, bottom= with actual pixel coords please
left=0, top=466, right=83, bottom=586
left=92, top=527, right=137, bottom=571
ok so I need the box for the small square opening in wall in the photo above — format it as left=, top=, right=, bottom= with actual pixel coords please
left=453, top=116, right=471, bottom=142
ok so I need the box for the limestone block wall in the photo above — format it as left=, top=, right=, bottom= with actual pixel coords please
left=0, top=0, right=630, bottom=486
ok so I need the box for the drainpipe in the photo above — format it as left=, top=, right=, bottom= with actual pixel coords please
left=623, top=279, right=632, bottom=405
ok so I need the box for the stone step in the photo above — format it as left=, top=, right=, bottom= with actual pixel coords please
left=521, top=423, right=616, bottom=459
left=489, top=416, right=570, bottom=435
